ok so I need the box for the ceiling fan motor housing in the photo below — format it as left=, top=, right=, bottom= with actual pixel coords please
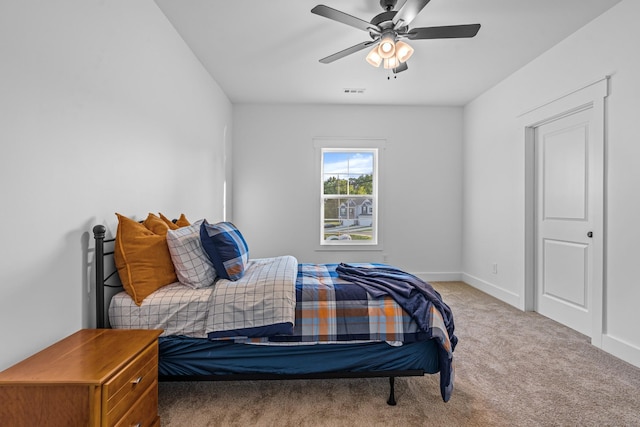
left=369, top=10, right=408, bottom=39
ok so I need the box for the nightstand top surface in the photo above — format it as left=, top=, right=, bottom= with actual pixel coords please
left=0, top=329, right=162, bottom=385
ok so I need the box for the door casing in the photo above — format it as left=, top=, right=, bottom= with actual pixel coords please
left=520, top=77, right=608, bottom=346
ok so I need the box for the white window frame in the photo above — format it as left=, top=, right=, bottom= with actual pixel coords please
left=314, top=138, right=385, bottom=251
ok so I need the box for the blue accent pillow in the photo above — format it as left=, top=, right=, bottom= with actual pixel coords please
left=200, top=220, right=249, bottom=281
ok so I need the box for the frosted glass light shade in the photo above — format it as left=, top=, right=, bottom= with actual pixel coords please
left=383, top=56, right=399, bottom=69
left=366, top=46, right=383, bottom=67
left=395, top=41, right=414, bottom=63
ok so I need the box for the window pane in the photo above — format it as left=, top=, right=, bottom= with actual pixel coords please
left=348, top=173, right=373, bottom=195
left=323, top=197, right=374, bottom=242
left=323, top=151, right=374, bottom=196
left=323, top=174, right=347, bottom=195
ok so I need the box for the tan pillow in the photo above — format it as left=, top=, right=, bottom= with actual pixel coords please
left=114, top=213, right=177, bottom=305
left=159, top=212, right=191, bottom=230
left=175, top=213, right=190, bottom=228
left=144, top=213, right=170, bottom=235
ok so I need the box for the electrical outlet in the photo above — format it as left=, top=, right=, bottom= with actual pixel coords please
left=492, top=263, right=498, bottom=274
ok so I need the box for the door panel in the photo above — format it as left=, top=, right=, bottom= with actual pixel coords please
left=542, top=125, right=587, bottom=220
left=536, top=108, right=594, bottom=336
left=542, top=239, right=587, bottom=307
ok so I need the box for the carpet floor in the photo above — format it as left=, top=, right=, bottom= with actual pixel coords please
left=158, top=281, right=640, bottom=426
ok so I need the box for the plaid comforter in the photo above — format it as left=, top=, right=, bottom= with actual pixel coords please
left=241, top=263, right=425, bottom=344
left=335, top=262, right=456, bottom=402
left=249, top=262, right=456, bottom=402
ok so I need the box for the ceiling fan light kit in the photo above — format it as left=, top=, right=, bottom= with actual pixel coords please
left=311, top=0, right=481, bottom=75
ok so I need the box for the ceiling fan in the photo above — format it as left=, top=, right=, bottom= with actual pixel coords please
left=311, top=0, right=481, bottom=74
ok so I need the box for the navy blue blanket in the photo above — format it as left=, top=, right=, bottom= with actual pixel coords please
left=336, top=263, right=457, bottom=401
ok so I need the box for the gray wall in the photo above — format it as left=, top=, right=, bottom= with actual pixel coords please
left=232, top=104, right=463, bottom=276
left=0, top=0, right=232, bottom=370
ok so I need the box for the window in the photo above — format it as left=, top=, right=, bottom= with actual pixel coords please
left=319, top=146, right=380, bottom=246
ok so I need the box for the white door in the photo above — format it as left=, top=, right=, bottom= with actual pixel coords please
left=535, top=107, right=601, bottom=337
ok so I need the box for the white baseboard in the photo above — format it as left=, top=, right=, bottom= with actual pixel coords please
left=461, top=273, right=522, bottom=309
left=412, top=272, right=463, bottom=282
left=601, top=334, right=640, bottom=369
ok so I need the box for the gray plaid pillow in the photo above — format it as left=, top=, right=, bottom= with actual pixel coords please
left=166, top=219, right=217, bottom=288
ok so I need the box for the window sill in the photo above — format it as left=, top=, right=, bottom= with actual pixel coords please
left=315, top=245, right=384, bottom=252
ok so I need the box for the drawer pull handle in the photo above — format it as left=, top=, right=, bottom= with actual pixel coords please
left=131, top=376, right=143, bottom=385
left=131, top=424, right=141, bottom=427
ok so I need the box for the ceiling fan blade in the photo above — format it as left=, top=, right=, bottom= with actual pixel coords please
left=319, top=41, right=376, bottom=64
left=393, top=0, right=431, bottom=28
left=393, top=62, right=408, bottom=74
left=311, top=5, right=379, bottom=32
left=406, top=24, right=481, bottom=40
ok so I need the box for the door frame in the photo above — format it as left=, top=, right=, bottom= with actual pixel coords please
left=519, top=77, right=608, bottom=346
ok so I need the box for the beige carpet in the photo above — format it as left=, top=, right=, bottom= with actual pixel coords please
left=158, top=282, right=640, bottom=426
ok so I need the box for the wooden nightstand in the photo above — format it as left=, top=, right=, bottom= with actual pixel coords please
left=0, top=329, right=163, bottom=426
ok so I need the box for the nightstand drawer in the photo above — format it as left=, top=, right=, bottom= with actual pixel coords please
left=104, top=341, right=158, bottom=420
left=113, top=380, right=159, bottom=427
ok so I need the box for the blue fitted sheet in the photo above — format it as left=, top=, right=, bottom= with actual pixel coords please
left=158, top=336, right=440, bottom=377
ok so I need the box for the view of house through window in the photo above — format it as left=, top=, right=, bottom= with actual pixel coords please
left=321, top=148, right=377, bottom=244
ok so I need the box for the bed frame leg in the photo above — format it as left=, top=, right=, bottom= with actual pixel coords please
left=387, top=376, right=397, bottom=406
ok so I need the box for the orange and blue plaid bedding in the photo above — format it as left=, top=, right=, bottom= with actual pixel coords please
left=243, top=263, right=426, bottom=345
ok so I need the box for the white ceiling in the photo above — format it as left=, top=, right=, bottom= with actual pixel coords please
left=154, top=0, right=621, bottom=106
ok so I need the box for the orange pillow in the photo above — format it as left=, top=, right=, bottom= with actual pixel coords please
left=159, top=212, right=191, bottom=230
left=144, top=213, right=171, bottom=235
left=175, top=213, right=190, bottom=228
left=114, top=213, right=177, bottom=305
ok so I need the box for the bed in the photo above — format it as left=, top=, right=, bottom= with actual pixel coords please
left=92, top=215, right=457, bottom=405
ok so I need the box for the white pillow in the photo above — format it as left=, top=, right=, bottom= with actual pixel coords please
left=166, top=219, right=217, bottom=288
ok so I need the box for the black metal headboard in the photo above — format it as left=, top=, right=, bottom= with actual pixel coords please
left=92, top=224, right=120, bottom=328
